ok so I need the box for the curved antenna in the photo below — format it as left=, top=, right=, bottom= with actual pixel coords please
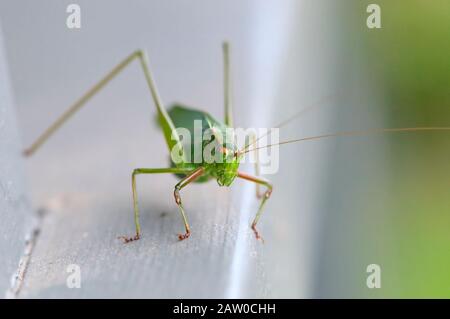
left=243, top=127, right=450, bottom=154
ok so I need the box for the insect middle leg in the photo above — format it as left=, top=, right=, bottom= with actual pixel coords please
left=119, top=167, right=192, bottom=243
left=237, top=172, right=273, bottom=241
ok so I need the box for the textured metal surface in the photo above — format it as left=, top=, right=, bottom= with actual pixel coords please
left=19, top=180, right=267, bottom=298
left=0, top=25, right=33, bottom=298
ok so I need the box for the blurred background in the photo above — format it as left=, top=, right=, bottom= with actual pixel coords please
left=0, top=0, right=449, bottom=298
left=315, top=0, right=450, bottom=298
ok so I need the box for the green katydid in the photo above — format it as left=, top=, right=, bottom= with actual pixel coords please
left=23, top=42, right=450, bottom=243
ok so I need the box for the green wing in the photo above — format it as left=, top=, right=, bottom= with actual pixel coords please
left=167, top=104, right=225, bottom=135
left=158, top=104, right=226, bottom=182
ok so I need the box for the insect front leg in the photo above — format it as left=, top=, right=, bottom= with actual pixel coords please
left=237, top=172, right=273, bottom=241
left=173, top=167, right=205, bottom=241
left=119, top=167, right=192, bottom=244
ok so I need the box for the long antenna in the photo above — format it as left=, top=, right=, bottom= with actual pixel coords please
left=240, top=93, right=339, bottom=152
left=243, top=127, right=450, bottom=154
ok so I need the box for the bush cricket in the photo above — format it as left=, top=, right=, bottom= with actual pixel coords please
left=23, top=42, right=450, bottom=243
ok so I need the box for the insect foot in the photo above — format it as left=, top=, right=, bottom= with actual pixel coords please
left=251, top=223, right=264, bottom=243
left=118, top=234, right=140, bottom=244
left=177, top=231, right=191, bottom=241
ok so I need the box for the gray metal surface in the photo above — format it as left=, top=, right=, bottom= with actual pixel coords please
left=19, top=179, right=267, bottom=298
left=0, top=26, right=33, bottom=298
